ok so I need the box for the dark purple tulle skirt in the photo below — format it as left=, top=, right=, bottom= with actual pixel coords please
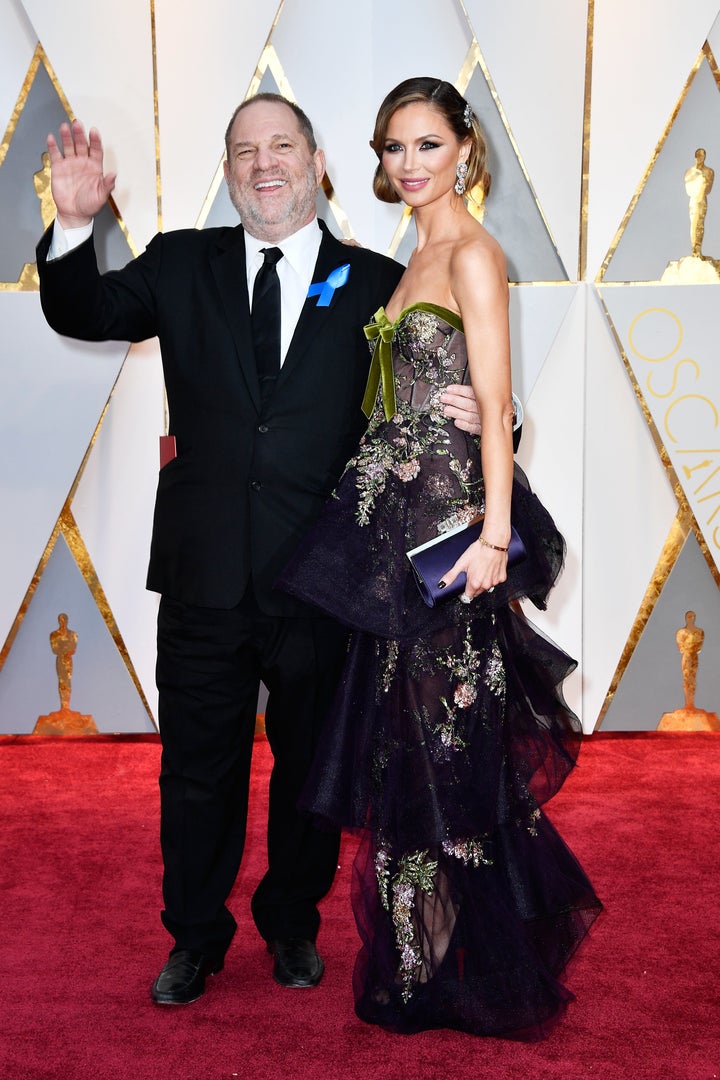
left=278, top=441, right=602, bottom=1038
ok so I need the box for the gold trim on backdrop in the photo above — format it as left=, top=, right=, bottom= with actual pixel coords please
left=596, top=44, right=712, bottom=283
left=456, top=37, right=565, bottom=274
left=195, top=34, right=355, bottom=240
left=594, top=512, right=692, bottom=730
left=578, top=0, right=594, bottom=281
left=0, top=375, right=116, bottom=674
left=594, top=287, right=720, bottom=727
left=704, top=40, right=720, bottom=87
left=105, top=195, right=138, bottom=258
left=0, top=42, right=150, bottom=727
left=385, top=30, right=567, bottom=275
left=196, top=41, right=290, bottom=230
left=507, top=281, right=578, bottom=289
left=195, top=162, right=226, bottom=231
left=0, top=45, right=67, bottom=292
left=246, top=36, right=291, bottom=102
left=320, top=175, right=354, bottom=239
left=0, top=42, right=138, bottom=289
left=149, top=0, right=168, bottom=434
left=0, top=351, right=156, bottom=726
left=598, top=289, right=720, bottom=588
left=0, top=44, right=72, bottom=169
left=0, top=529, right=53, bottom=677
left=150, top=0, right=162, bottom=232
left=599, top=291, right=679, bottom=481
left=0, top=503, right=155, bottom=727
left=386, top=205, right=413, bottom=261
left=60, top=508, right=155, bottom=724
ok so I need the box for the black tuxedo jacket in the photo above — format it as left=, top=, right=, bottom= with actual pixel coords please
left=37, top=221, right=403, bottom=614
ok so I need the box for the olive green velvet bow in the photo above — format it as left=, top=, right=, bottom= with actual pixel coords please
left=361, top=309, right=397, bottom=421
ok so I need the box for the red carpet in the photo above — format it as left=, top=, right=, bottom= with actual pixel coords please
left=1, top=732, right=718, bottom=1080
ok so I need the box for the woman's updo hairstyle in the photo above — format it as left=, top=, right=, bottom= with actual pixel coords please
left=370, top=76, right=491, bottom=205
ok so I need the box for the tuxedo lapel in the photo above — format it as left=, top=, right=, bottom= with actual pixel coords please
left=208, top=226, right=262, bottom=410
left=279, top=226, right=351, bottom=384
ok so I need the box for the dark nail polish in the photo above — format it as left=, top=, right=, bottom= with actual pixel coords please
left=438, top=580, right=447, bottom=589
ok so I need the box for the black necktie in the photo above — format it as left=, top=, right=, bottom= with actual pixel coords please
left=251, top=247, right=283, bottom=402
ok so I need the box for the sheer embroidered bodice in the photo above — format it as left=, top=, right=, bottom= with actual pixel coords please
left=362, top=303, right=467, bottom=420
left=281, top=304, right=566, bottom=641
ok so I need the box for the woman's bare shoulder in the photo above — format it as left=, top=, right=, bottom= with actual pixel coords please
left=451, top=224, right=508, bottom=296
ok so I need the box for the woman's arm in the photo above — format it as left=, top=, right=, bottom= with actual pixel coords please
left=441, top=233, right=515, bottom=598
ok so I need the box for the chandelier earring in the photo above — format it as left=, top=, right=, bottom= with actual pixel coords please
left=455, top=161, right=468, bottom=196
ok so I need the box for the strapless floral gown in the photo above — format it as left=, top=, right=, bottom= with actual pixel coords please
left=278, top=304, right=601, bottom=1039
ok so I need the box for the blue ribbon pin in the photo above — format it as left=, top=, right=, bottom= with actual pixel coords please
left=307, top=263, right=350, bottom=307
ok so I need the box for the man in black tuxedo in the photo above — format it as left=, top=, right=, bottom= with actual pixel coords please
left=37, top=94, right=481, bottom=1005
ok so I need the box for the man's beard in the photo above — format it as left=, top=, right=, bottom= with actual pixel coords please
left=226, top=163, right=318, bottom=239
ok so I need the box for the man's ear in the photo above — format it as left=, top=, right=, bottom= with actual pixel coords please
left=313, top=149, right=326, bottom=186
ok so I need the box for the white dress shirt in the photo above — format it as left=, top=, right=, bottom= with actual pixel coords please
left=244, top=219, right=322, bottom=366
left=47, top=220, right=93, bottom=259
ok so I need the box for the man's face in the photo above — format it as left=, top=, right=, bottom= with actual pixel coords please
left=223, top=100, right=325, bottom=242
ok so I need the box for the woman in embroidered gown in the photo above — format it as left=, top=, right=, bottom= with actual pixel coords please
left=278, top=77, right=601, bottom=1039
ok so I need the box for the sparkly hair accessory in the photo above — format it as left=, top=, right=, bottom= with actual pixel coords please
left=463, top=101, right=474, bottom=128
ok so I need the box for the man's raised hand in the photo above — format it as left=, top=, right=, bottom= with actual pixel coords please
left=46, top=120, right=116, bottom=230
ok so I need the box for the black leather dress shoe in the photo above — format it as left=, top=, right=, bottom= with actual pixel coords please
left=269, top=938, right=324, bottom=988
left=151, top=948, right=224, bottom=1005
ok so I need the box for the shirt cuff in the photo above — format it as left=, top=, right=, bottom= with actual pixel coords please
left=47, top=220, right=94, bottom=262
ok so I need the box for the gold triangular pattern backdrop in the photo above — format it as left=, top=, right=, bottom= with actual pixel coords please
left=1, top=0, right=719, bottom=733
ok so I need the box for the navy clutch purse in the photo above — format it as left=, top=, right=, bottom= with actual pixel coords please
left=406, top=518, right=527, bottom=607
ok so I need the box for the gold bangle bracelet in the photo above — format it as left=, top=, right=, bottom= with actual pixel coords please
left=477, top=536, right=509, bottom=553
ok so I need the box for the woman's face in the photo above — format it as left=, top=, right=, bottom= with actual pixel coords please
left=380, top=101, right=469, bottom=208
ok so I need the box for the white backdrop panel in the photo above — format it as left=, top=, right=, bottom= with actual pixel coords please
left=0, top=293, right=128, bottom=645
left=603, top=285, right=720, bottom=575
left=0, top=0, right=37, bottom=131
left=22, top=0, right=158, bottom=252
left=2, top=5, right=719, bottom=732
left=155, top=0, right=279, bottom=233
left=709, top=10, right=720, bottom=55
left=71, top=339, right=165, bottom=721
left=0, top=534, right=155, bottom=733
left=587, top=0, right=720, bottom=280
left=273, top=0, right=471, bottom=255
left=465, top=0, right=589, bottom=277
left=517, top=287, right=585, bottom=723
left=584, top=288, right=679, bottom=724
left=601, top=532, right=720, bottom=730
left=509, top=285, right=576, bottom=405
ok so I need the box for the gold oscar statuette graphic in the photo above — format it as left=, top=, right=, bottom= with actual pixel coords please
left=661, top=148, right=720, bottom=283
left=33, top=613, right=98, bottom=735
left=17, top=151, right=57, bottom=289
left=686, top=148, right=713, bottom=256
left=658, top=611, right=719, bottom=731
